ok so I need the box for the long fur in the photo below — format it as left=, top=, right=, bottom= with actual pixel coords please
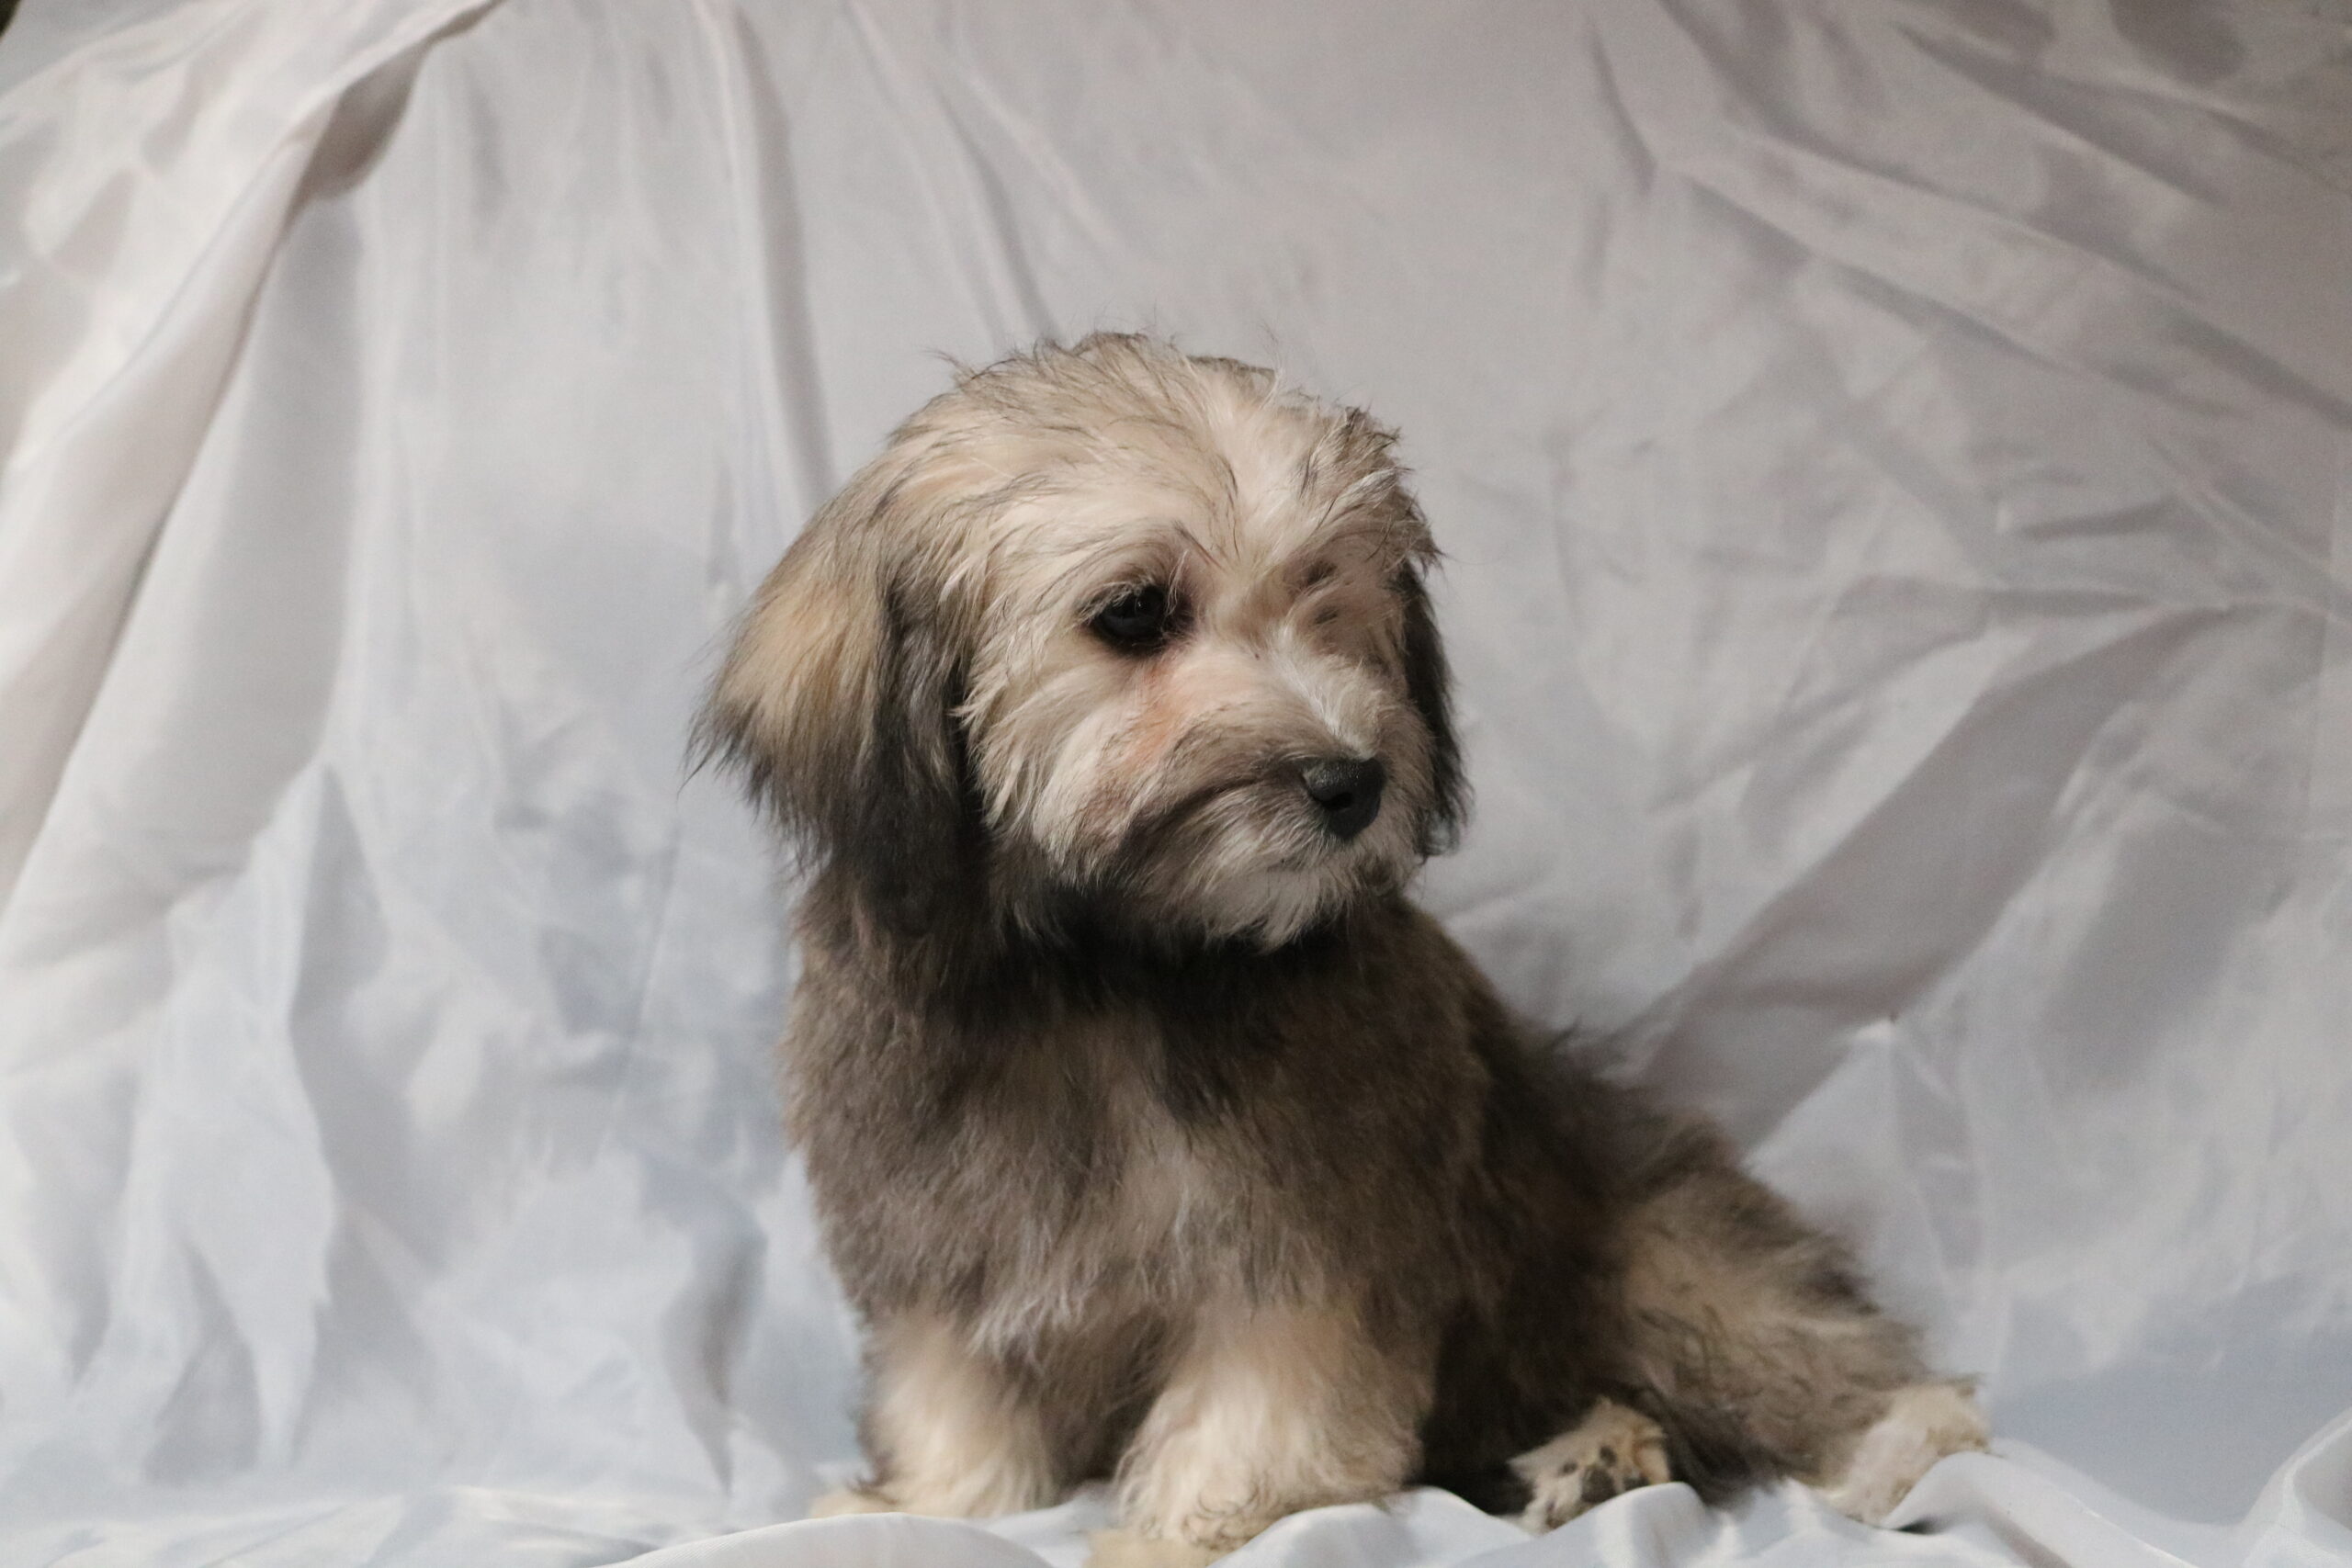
left=706, top=334, right=1984, bottom=1555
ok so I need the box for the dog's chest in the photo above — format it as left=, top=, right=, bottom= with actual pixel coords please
left=851, top=1006, right=1251, bottom=1332
left=975, top=1014, right=1227, bottom=1255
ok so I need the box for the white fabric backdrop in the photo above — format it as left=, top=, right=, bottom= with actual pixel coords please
left=1, top=2, right=2348, bottom=1564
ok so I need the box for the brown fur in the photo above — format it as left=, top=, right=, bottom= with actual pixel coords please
left=703, top=335, right=1984, bottom=1553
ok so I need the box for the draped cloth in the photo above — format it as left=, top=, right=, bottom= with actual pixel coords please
left=1, top=2, right=2346, bottom=1563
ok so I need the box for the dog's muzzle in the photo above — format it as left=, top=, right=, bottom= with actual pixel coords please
left=1301, top=757, right=1385, bottom=841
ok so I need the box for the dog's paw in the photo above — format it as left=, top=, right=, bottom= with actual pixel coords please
left=807, top=1485, right=900, bottom=1518
left=1510, top=1398, right=1673, bottom=1530
left=1084, top=1529, right=1225, bottom=1568
left=1815, top=1381, right=1988, bottom=1525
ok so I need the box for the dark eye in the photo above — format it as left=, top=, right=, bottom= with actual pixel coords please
left=1091, top=584, right=1179, bottom=649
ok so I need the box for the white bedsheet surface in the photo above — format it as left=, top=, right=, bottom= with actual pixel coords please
left=1, top=2, right=2347, bottom=1563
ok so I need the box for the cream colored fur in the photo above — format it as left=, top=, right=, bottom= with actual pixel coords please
left=1511, top=1399, right=1674, bottom=1529
left=1813, top=1381, right=1989, bottom=1523
left=1115, top=1298, right=1428, bottom=1552
left=848, top=1312, right=1061, bottom=1518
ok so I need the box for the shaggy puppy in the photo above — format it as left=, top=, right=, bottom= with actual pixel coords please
left=705, top=334, right=1986, bottom=1561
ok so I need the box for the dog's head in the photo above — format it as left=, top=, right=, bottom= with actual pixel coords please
left=705, top=334, right=1464, bottom=952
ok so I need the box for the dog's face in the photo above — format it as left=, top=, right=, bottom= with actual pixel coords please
left=707, top=336, right=1463, bottom=950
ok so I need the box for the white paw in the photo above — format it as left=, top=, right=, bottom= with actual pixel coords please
left=1815, top=1381, right=1989, bottom=1524
left=1511, top=1398, right=1674, bottom=1530
left=1084, top=1529, right=1225, bottom=1567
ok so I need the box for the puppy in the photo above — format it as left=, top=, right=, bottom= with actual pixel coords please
left=704, top=334, right=1986, bottom=1561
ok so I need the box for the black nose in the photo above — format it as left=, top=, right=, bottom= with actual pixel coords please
left=1301, top=757, right=1386, bottom=841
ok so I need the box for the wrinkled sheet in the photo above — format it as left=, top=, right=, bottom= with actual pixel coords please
left=1, top=1, right=2348, bottom=1563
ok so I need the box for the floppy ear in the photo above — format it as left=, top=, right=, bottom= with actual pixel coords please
left=1396, top=562, right=1467, bottom=853
left=699, top=463, right=978, bottom=919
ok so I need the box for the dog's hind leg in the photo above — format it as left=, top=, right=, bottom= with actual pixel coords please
left=1509, top=1396, right=1673, bottom=1529
left=1608, top=1128, right=1986, bottom=1523
left=1810, top=1379, right=1988, bottom=1522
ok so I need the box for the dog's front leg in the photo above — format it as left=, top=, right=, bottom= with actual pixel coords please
left=1101, top=1298, right=1428, bottom=1562
left=816, top=1309, right=1061, bottom=1519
